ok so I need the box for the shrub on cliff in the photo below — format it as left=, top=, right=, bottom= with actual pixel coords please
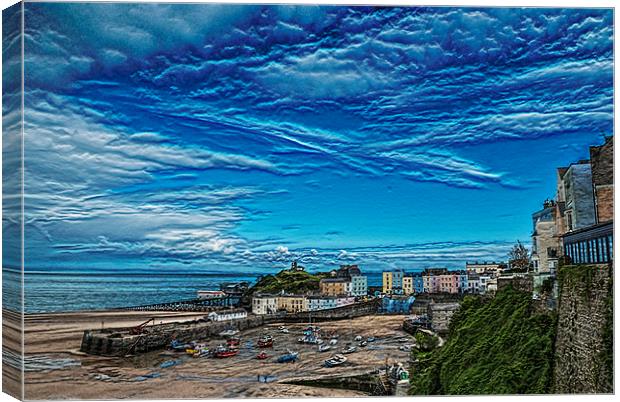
left=248, top=269, right=330, bottom=295
left=409, top=286, right=556, bottom=395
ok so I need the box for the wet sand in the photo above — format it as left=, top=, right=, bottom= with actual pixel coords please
left=23, top=311, right=412, bottom=399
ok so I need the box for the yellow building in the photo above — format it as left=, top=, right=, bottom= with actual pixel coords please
left=319, top=278, right=349, bottom=296
left=276, top=295, right=308, bottom=313
left=382, top=272, right=393, bottom=294
left=402, top=276, right=413, bottom=295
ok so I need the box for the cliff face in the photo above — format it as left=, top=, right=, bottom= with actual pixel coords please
left=554, top=264, right=613, bottom=393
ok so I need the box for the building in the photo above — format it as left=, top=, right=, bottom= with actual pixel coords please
left=428, top=302, right=460, bottom=333
left=382, top=269, right=404, bottom=294
left=457, top=271, right=468, bottom=293
left=590, top=137, right=613, bottom=223
left=319, top=277, right=349, bottom=296
left=196, top=290, right=226, bottom=299
left=559, top=137, right=613, bottom=265
left=402, top=276, right=414, bottom=295
left=335, top=296, right=355, bottom=307
left=560, top=161, right=596, bottom=232
left=467, top=273, right=481, bottom=293
left=413, top=274, right=425, bottom=294
left=251, top=295, right=278, bottom=315
left=350, top=275, right=368, bottom=297
left=438, top=273, right=458, bottom=294
left=478, top=273, right=493, bottom=294
left=289, top=260, right=305, bottom=271
left=307, top=295, right=338, bottom=311
left=206, top=308, right=247, bottom=322
left=531, top=202, right=560, bottom=274
left=465, top=262, right=505, bottom=275
left=276, top=295, right=308, bottom=313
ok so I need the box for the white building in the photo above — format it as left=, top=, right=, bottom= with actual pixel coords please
left=350, top=275, right=368, bottom=296
left=252, top=295, right=278, bottom=315
left=336, top=296, right=355, bottom=308
left=206, top=308, right=247, bottom=321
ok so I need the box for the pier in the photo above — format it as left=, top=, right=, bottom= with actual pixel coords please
left=120, top=295, right=238, bottom=312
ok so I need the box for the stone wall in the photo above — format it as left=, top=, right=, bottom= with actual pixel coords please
left=81, top=300, right=381, bottom=356
left=553, top=264, right=613, bottom=393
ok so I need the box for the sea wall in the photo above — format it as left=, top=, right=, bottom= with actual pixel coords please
left=553, top=264, right=613, bottom=393
left=81, top=300, right=381, bottom=356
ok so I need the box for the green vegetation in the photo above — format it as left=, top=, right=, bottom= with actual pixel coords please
left=248, top=269, right=330, bottom=295
left=409, top=286, right=556, bottom=395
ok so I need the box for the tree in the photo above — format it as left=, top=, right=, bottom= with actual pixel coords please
left=508, top=240, right=531, bottom=272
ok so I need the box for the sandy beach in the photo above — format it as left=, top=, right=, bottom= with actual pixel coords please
left=20, top=311, right=413, bottom=399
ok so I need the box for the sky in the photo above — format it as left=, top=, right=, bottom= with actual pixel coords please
left=5, top=4, right=614, bottom=274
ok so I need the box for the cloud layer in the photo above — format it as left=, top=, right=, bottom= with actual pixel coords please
left=15, top=5, right=613, bottom=272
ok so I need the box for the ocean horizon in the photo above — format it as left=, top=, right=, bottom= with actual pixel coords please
left=5, top=268, right=395, bottom=313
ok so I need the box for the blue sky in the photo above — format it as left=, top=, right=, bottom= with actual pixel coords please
left=11, top=4, right=613, bottom=274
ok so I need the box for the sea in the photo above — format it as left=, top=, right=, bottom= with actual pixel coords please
left=3, top=268, right=385, bottom=313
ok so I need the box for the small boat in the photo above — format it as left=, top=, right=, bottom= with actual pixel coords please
left=277, top=351, right=299, bottom=363
left=342, top=346, right=357, bottom=354
left=398, top=338, right=409, bottom=343
left=257, top=335, right=274, bottom=348
left=331, top=334, right=339, bottom=340
left=367, top=337, right=376, bottom=342
left=323, top=354, right=347, bottom=367
left=329, top=339, right=338, bottom=346
left=256, top=351, right=269, bottom=360
left=318, top=344, right=331, bottom=352
left=214, top=345, right=239, bottom=358
left=399, top=344, right=414, bottom=352
left=278, top=326, right=289, bottom=333
left=170, top=339, right=192, bottom=352
left=358, top=341, right=368, bottom=347
left=193, top=347, right=210, bottom=358
left=226, top=337, right=241, bottom=347
left=354, top=335, right=363, bottom=342
left=219, top=329, right=240, bottom=337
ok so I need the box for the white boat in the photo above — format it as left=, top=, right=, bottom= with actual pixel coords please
left=329, top=339, right=338, bottom=346
left=342, top=346, right=357, bottom=354
left=324, top=354, right=347, bottom=367
left=219, top=329, right=240, bottom=337
left=318, top=344, right=331, bottom=352
left=358, top=340, right=368, bottom=347
left=354, top=335, right=363, bottom=342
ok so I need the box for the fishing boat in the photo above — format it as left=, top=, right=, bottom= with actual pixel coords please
left=257, top=335, right=274, bottom=348
left=256, top=351, right=269, bottom=360
left=219, top=328, right=240, bottom=337
left=277, top=351, right=299, bottom=363
left=214, top=345, right=239, bottom=358
left=323, top=354, right=347, bottom=368
left=358, top=340, right=368, bottom=347
left=367, top=337, right=376, bottom=342
left=278, top=326, right=289, bottom=333
left=342, top=346, right=357, bottom=354
left=318, top=344, right=331, bottom=353
left=354, top=335, right=363, bottom=342
left=329, top=339, right=338, bottom=346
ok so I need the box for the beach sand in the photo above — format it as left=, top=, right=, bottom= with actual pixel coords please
left=20, top=311, right=413, bottom=399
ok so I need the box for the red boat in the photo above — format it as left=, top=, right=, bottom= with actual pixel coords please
left=214, top=345, right=239, bottom=358
left=257, top=335, right=274, bottom=348
left=256, top=351, right=269, bottom=360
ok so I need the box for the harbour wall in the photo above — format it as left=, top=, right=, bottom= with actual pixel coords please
left=80, top=300, right=381, bottom=356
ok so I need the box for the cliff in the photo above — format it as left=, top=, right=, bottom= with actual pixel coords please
left=409, top=286, right=556, bottom=395
left=553, top=264, right=613, bottom=393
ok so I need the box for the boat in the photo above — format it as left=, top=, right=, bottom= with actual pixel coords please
left=399, top=344, right=414, bottom=352
left=318, top=344, right=331, bottom=352
left=358, top=341, right=368, bottom=347
left=278, top=326, right=289, bottom=333
left=256, top=351, right=269, bottom=360
left=367, top=337, right=376, bottom=342
left=323, top=354, right=347, bottom=368
left=193, top=347, right=211, bottom=358
left=329, top=339, right=338, bottom=346
left=342, top=346, right=357, bottom=354
left=219, top=329, right=240, bottom=337
left=257, top=335, right=274, bottom=348
left=170, top=339, right=193, bottom=352
left=354, top=335, right=363, bottom=342
left=226, top=337, right=241, bottom=347
left=277, top=351, right=299, bottom=363
left=214, top=345, right=239, bottom=358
